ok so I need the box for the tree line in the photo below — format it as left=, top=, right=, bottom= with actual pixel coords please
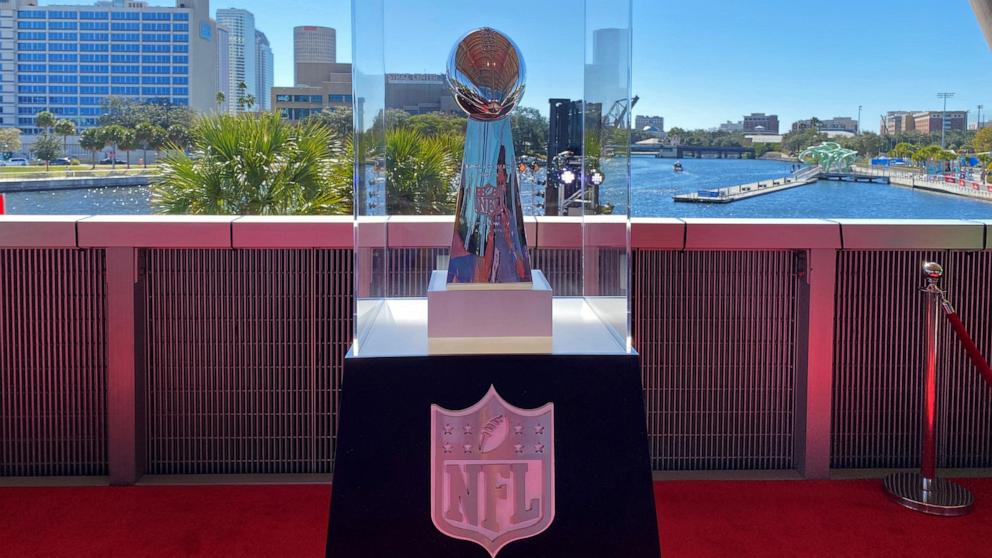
left=26, top=98, right=194, bottom=169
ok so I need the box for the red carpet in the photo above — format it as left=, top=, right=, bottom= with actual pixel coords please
left=0, top=479, right=989, bottom=557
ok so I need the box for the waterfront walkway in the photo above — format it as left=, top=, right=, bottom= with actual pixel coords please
left=853, top=165, right=992, bottom=202
left=673, top=166, right=820, bottom=203
left=0, top=173, right=154, bottom=193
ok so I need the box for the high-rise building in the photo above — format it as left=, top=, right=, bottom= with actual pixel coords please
left=216, top=24, right=230, bottom=113
left=294, top=25, right=336, bottom=86
left=255, top=30, right=272, bottom=112
left=0, top=0, right=218, bottom=153
left=215, top=8, right=255, bottom=114
left=585, top=27, right=630, bottom=118
left=742, top=113, right=779, bottom=135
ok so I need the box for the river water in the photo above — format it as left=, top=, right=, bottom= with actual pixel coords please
left=5, top=158, right=992, bottom=219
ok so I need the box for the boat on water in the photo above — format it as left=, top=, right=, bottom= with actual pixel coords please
left=673, top=161, right=684, bottom=173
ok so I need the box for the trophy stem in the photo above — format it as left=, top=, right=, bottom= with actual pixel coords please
left=447, top=118, right=533, bottom=286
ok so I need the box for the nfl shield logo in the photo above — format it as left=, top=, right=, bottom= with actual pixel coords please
left=431, top=386, right=555, bottom=557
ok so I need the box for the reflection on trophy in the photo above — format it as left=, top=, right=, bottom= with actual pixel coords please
left=445, top=28, right=533, bottom=286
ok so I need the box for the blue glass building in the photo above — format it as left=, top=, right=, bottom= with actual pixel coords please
left=0, top=0, right=218, bottom=156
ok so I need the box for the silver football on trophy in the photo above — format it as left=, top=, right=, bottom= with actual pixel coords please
left=446, top=27, right=526, bottom=120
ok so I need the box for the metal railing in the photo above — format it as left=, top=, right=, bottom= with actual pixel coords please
left=1, top=216, right=991, bottom=483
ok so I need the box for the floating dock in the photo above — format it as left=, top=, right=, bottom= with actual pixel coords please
left=672, top=168, right=890, bottom=204
left=818, top=172, right=890, bottom=184
left=673, top=168, right=820, bottom=204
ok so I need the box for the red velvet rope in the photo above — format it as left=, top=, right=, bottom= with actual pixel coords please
left=945, top=311, right=992, bottom=388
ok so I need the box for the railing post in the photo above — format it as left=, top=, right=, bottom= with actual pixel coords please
left=796, top=248, right=837, bottom=479
left=106, top=247, right=145, bottom=485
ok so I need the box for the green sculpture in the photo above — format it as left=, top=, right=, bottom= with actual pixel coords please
left=799, top=142, right=858, bottom=172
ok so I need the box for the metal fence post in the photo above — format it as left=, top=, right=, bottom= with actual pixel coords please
left=106, top=247, right=144, bottom=485
left=796, top=248, right=837, bottom=478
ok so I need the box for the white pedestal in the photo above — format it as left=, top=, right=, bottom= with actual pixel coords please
left=426, top=270, right=553, bottom=354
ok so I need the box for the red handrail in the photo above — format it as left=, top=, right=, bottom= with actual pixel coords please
left=944, top=310, right=992, bottom=388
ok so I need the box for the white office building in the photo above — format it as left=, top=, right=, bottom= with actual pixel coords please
left=0, top=0, right=219, bottom=152
left=215, top=7, right=255, bottom=114
left=255, top=29, right=271, bottom=112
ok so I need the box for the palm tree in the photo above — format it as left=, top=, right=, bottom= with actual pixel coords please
left=243, top=94, right=256, bottom=112
left=890, top=142, right=914, bottom=161
left=384, top=127, right=459, bottom=215
left=152, top=112, right=352, bottom=215
left=215, top=91, right=226, bottom=111
left=35, top=111, right=56, bottom=134
left=53, top=119, right=77, bottom=160
left=79, top=128, right=106, bottom=169
left=237, top=81, right=248, bottom=112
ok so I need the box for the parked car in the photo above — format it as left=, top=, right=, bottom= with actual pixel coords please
left=98, top=158, right=127, bottom=165
left=49, top=158, right=73, bottom=166
left=6, top=158, right=28, bottom=166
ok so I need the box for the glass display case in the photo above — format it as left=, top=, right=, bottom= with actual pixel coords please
left=351, top=0, right=632, bottom=355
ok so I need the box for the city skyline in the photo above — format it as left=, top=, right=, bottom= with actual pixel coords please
left=33, top=0, right=992, bottom=132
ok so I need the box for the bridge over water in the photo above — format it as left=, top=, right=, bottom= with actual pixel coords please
left=631, top=144, right=756, bottom=159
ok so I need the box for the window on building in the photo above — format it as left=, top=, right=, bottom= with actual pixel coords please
left=48, top=11, right=79, bottom=20
left=47, top=21, right=78, bottom=30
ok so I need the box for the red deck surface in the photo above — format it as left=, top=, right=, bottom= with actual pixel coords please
left=0, top=479, right=989, bottom=557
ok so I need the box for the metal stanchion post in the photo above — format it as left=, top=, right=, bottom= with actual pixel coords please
left=883, top=262, right=973, bottom=516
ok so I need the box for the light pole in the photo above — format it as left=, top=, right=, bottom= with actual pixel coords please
left=857, top=105, right=863, bottom=135
left=937, top=92, right=955, bottom=148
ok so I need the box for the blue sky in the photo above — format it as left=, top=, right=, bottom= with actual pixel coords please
left=44, top=0, right=992, bottom=131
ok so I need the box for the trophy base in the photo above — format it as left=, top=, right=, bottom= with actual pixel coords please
left=445, top=280, right=534, bottom=291
left=428, top=269, right=552, bottom=355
